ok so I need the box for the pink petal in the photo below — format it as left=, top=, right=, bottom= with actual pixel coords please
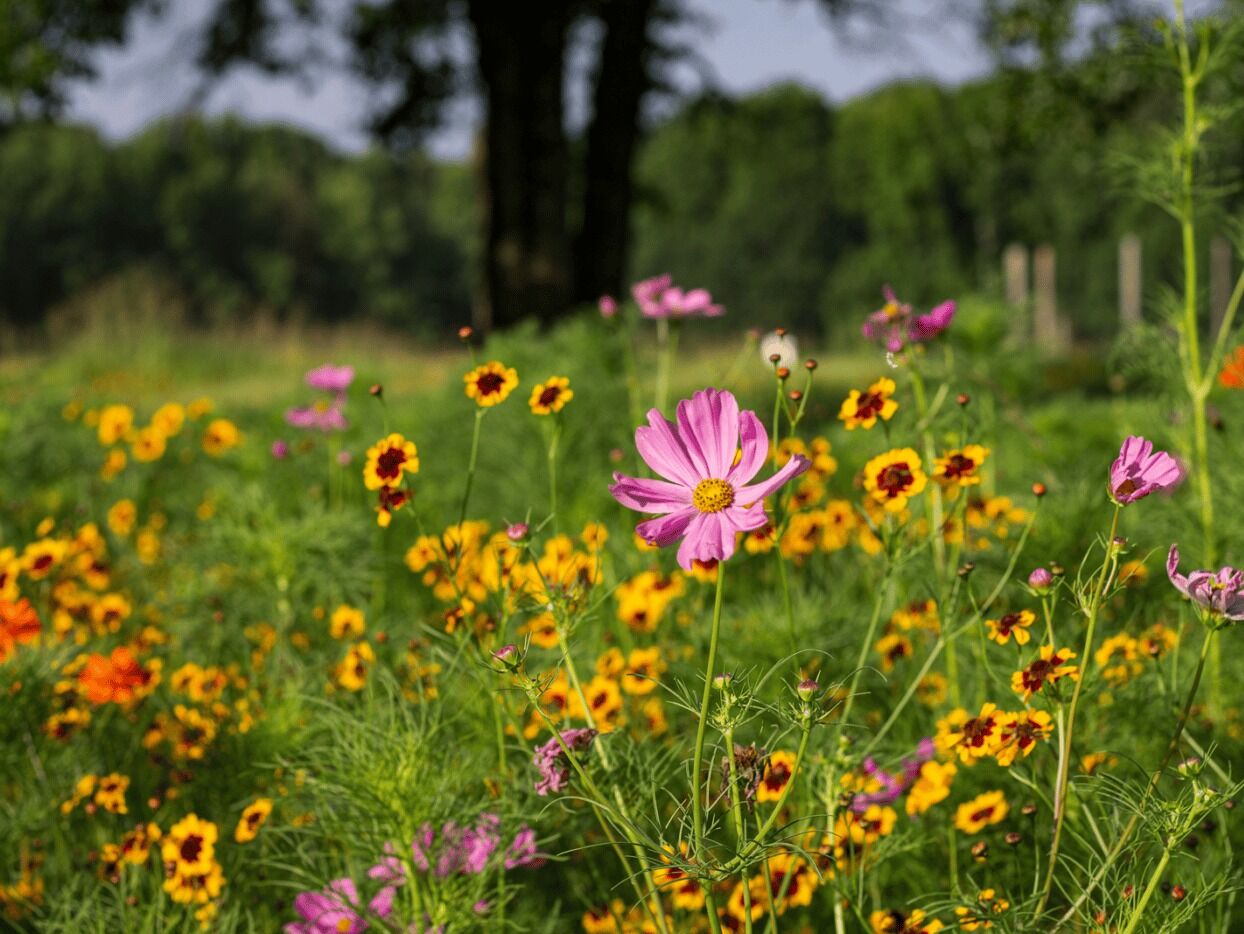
left=675, top=388, right=739, bottom=479
left=637, top=509, right=698, bottom=548
left=609, top=474, right=692, bottom=513
left=676, top=512, right=736, bottom=570
left=723, top=503, right=769, bottom=533
left=1166, top=544, right=1189, bottom=596
left=727, top=410, right=769, bottom=487
left=635, top=410, right=701, bottom=487
left=734, top=455, right=811, bottom=507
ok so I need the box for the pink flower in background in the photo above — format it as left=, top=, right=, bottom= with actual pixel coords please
left=1109, top=436, right=1183, bottom=505
left=862, top=286, right=914, bottom=352
left=285, top=878, right=371, bottom=934
left=598, top=295, right=618, bottom=318
left=631, top=274, right=724, bottom=319
left=909, top=300, right=956, bottom=342
left=610, top=389, right=809, bottom=570
left=285, top=400, right=348, bottom=432
left=1167, top=545, right=1244, bottom=620
left=533, top=727, right=597, bottom=796
left=850, top=737, right=936, bottom=814
left=271, top=439, right=290, bottom=460
left=862, top=287, right=955, bottom=351
left=306, top=365, right=355, bottom=395
left=504, top=826, right=546, bottom=869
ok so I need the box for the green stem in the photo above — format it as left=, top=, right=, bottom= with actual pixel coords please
left=1035, top=505, right=1120, bottom=917
left=724, top=724, right=754, bottom=934
left=1120, top=846, right=1173, bottom=934
left=693, top=565, right=728, bottom=934
left=1050, top=625, right=1216, bottom=930
left=456, top=409, right=485, bottom=535
left=547, top=420, right=561, bottom=536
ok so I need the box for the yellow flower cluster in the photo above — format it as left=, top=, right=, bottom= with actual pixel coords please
left=935, top=703, right=1054, bottom=768
left=520, top=646, right=670, bottom=740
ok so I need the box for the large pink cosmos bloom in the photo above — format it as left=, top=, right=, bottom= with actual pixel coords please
left=1109, top=436, right=1183, bottom=505
left=610, top=388, right=810, bottom=570
left=1167, top=545, right=1244, bottom=620
left=306, top=364, right=355, bottom=395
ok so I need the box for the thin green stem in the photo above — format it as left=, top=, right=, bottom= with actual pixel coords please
left=1050, top=625, right=1216, bottom=930
left=693, top=565, right=728, bottom=934
left=724, top=724, right=754, bottom=934
left=1120, top=846, right=1173, bottom=934
left=1035, top=505, right=1120, bottom=917
left=456, top=409, right=485, bottom=534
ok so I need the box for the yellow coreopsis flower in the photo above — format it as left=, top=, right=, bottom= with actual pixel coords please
left=464, top=361, right=518, bottom=407
left=839, top=378, right=898, bottom=430
left=529, top=375, right=573, bottom=414
left=863, top=448, right=927, bottom=513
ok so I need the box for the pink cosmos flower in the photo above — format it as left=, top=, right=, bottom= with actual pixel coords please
left=609, top=389, right=810, bottom=570
left=598, top=295, right=618, bottom=318
left=631, top=274, right=724, bottom=319
left=850, top=737, right=936, bottom=814
left=1109, top=436, right=1183, bottom=505
left=533, top=727, right=597, bottom=796
left=861, top=286, right=955, bottom=351
left=908, top=300, right=956, bottom=342
left=285, top=400, right=348, bottom=432
left=1167, top=545, right=1244, bottom=620
left=286, top=878, right=390, bottom=934
left=306, top=365, right=355, bottom=395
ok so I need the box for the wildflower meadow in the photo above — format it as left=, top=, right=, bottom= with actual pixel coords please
left=5, top=3, right=1244, bottom=934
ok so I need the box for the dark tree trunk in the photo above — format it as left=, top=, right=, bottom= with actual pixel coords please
left=573, top=0, right=658, bottom=306
left=468, top=1, right=574, bottom=331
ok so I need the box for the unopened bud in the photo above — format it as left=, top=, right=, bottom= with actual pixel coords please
left=1032, top=482, right=1047, bottom=497
left=970, top=841, right=988, bottom=862
left=713, top=673, right=733, bottom=691
left=775, top=327, right=787, bottom=337
left=1004, top=832, right=1022, bottom=846
left=457, top=326, right=474, bottom=341
left=1021, top=802, right=1038, bottom=817
left=788, top=390, right=803, bottom=402
left=776, top=366, right=790, bottom=380
left=769, top=353, right=782, bottom=364
left=1171, top=885, right=1187, bottom=902
left=369, top=383, right=383, bottom=397
left=1028, top=568, right=1053, bottom=590
left=804, top=359, right=818, bottom=371
left=956, top=393, right=970, bottom=406
left=506, top=523, right=529, bottom=542
left=796, top=678, right=819, bottom=702
left=957, top=562, right=976, bottom=578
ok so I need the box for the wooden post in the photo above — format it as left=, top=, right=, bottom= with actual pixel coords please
left=1003, top=243, right=1029, bottom=307
left=1119, top=233, right=1142, bottom=330
left=1033, top=244, right=1064, bottom=352
left=1211, top=236, right=1232, bottom=335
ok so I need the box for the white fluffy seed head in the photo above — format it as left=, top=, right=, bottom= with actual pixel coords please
left=759, top=331, right=799, bottom=369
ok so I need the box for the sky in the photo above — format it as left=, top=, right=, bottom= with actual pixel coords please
left=63, top=0, right=998, bottom=161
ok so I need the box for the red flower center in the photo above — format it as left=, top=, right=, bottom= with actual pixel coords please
left=943, top=453, right=975, bottom=478
left=376, top=447, right=406, bottom=479
left=537, top=385, right=561, bottom=407
left=855, top=391, right=885, bottom=419
left=477, top=372, right=505, bottom=396
left=180, top=834, right=204, bottom=863
left=877, top=463, right=913, bottom=496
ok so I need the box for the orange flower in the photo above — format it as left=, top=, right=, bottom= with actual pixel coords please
left=78, top=647, right=157, bottom=705
left=0, top=598, right=41, bottom=661
left=1218, top=346, right=1244, bottom=389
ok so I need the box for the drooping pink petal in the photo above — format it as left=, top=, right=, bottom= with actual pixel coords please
left=676, top=389, right=739, bottom=478
left=609, top=475, right=693, bottom=513
left=676, top=512, right=736, bottom=570
left=734, top=455, right=812, bottom=507
left=727, top=410, right=769, bottom=487
left=634, top=410, right=701, bottom=487
left=636, top=509, right=698, bottom=547
left=723, top=503, right=770, bottom=534
left=1166, top=544, right=1188, bottom=596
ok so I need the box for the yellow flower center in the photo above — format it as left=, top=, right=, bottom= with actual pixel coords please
left=692, top=478, right=735, bottom=513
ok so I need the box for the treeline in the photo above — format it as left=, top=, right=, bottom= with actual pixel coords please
left=2, top=62, right=1240, bottom=336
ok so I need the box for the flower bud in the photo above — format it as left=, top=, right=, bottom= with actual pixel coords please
left=956, top=392, right=970, bottom=406
left=369, top=383, right=383, bottom=397
left=1004, top=832, right=1022, bottom=846
left=957, top=562, right=976, bottom=578
left=804, top=359, right=818, bottom=371
left=457, top=326, right=474, bottom=342
left=769, top=353, right=782, bottom=364
left=1032, top=482, right=1047, bottom=497
left=776, top=366, right=790, bottom=380
left=787, top=390, right=803, bottom=402
left=712, top=672, right=734, bottom=691
left=970, top=841, right=988, bottom=863
left=796, top=678, right=819, bottom=702
left=1028, top=568, right=1053, bottom=590
left=506, top=523, right=529, bottom=542
left=1021, top=802, right=1038, bottom=817
left=598, top=295, right=618, bottom=319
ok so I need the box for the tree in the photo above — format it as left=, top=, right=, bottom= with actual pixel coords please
left=0, top=0, right=151, bottom=124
